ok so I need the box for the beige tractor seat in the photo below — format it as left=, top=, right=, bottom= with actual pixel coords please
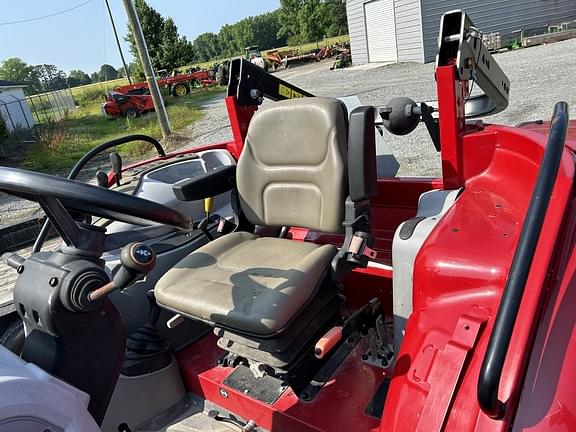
left=155, top=232, right=337, bottom=336
left=154, top=96, right=381, bottom=357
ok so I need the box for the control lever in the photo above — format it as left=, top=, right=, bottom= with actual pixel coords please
left=89, top=242, right=156, bottom=301
left=198, top=197, right=214, bottom=241
left=96, top=170, right=109, bottom=188
left=2, top=252, right=25, bottom=270
left=110, top=152, right=123, bottom=186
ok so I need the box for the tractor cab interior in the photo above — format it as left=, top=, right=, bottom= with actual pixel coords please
left=0, top=9, right=574, bottom=432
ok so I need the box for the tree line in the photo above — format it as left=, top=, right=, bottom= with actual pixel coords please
left=0, top=0, right=348, bottom=93
left=128, top=0, right=348, bottom=69
left=0, top=57, right=131, bottom=95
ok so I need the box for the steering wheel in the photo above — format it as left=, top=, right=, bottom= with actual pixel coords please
left=0, top=167, right=193, bottom=250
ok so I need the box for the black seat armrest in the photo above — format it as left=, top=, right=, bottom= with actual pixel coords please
left=172, top=165, right=236, bottom=201
left=348, top=106, right=378, bottom=202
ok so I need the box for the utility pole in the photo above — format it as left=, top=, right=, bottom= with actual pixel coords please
left=105, top=0, right=132, bottom=84
left=121, top=0, right=171, bottom=139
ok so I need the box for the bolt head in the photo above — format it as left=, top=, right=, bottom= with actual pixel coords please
left=49, top=277, right=58, bottom=287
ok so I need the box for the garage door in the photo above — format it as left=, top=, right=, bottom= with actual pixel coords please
left=364, top=0, right=397, bottom=62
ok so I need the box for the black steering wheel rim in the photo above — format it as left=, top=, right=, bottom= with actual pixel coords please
left=0, top=167, right=193, bottom=231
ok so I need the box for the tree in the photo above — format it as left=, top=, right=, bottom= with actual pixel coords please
left=322, top=0, right=348, bottom=37
left=125, top=0, right=164, bottom=65
left=0, top=58, right=42, bottom=94
left=125, top=0, right=194, bottom=74
left=67, top=69, right=91, bottom=87
left=159, top=18, right=195, bottom=70
left=34, top=64, right=67, bottom=91
left=278, top=0, right=303, bottom=44
left=0, top=57, right=33, bottom=83
left=193, top=32, right=221, bottom=62
left=90, top=72, right=99, bottom=83
left=98, top=64, right=118, bottom=82
left=276, top=0, right=347, bottom=46
left=299, top=0, right=325, bottom=43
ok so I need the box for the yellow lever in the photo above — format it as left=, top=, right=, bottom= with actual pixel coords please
left=204, top=197, right=214, bottom=216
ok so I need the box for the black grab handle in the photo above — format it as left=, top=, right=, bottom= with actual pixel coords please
left=32, top=135, right=166, bottom=253
left=477, top=102, right=569, bottom=419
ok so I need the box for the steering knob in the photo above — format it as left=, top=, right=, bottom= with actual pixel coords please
left=380, top=97, right=420, bottom=136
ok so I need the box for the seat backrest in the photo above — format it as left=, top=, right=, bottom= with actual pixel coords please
left=237, top=97, right=348, bottom=233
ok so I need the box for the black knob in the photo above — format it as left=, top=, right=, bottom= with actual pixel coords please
left=111, top=243, right=156, bottom=292
left=96, top=170, right=109, bottom=188
left=110, top=152, right=123, bottom=186
left=380, top=97, right=420, bottom=136
left=121, top=243, right=156, bottom=273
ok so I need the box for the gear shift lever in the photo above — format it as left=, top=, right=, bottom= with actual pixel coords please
left=89, top=242, right=155, bottom=301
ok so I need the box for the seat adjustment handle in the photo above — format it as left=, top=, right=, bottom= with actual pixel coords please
left=315, top=326, right=343, bottom=359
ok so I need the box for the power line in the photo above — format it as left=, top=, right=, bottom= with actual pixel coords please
left=0, top=0, right=93, bottom=26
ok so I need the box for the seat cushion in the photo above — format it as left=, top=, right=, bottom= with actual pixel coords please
left=155, top=232, right=337, bottom=336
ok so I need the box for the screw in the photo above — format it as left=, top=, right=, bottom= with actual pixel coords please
left=16, top=265, right=24, bottom=274
left=244, top=389, right=250, bottom=394
left=362, top=354, right=369, bottom=361
left=219, top=388, right=228, bottom=398
left=49, top=277, right=58, bottom=287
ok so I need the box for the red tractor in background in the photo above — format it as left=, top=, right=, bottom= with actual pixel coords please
left=101, top=69, right=217, bottom=119
left=101, top=91, right=155, bottom=119
left=115, top=69, right=216, bottom=97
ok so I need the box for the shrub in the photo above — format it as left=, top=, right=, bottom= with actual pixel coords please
left=36, top=118, right=70, bottom=153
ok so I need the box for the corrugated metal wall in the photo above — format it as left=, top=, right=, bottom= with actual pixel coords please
left=347, top=0, right=424, bottom=64
left=347, top=0, right=370, bottom=64
left=393, top=0, right=424, bottom=62
left=0, top=88, right=35, bottom=132
left=421, top=0, right=576, bottom=62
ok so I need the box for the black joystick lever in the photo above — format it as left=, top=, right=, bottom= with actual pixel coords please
left=110, top=151, right=123, bottom=187
left=89, top=242, right=155, bottom=301
left=96, top=170, right=109, bottom=188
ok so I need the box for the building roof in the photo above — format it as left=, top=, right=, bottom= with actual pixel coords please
left=0, top=80, right=27, bottom=88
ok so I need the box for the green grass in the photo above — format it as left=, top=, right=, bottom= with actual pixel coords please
left=16, top=86, right=225, bottom=175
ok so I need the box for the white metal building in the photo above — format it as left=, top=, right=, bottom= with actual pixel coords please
left=0, top=80, right=35, bottom=132
left=346, top=0, right=576, bottom=64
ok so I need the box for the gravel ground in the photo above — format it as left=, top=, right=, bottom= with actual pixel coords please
left=2, top=38, right=575, bottom=227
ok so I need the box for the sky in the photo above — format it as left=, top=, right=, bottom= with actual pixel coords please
left=0, top=0, right=281, bottom=74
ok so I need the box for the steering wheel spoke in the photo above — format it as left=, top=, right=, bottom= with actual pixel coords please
left=36, top=196, right=106, bottom=255
left=0, top=167, right=193, bottom=255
